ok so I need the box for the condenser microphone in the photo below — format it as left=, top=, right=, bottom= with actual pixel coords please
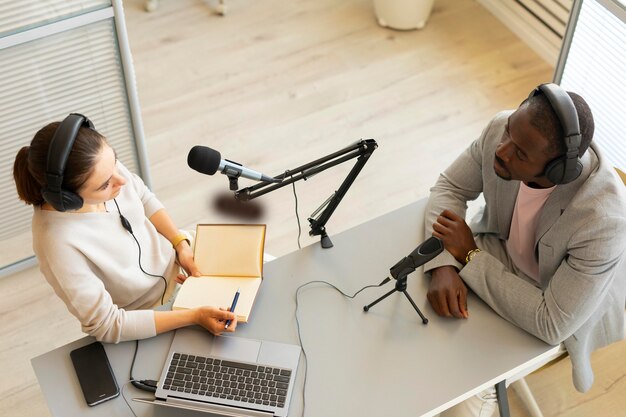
left=389, top=236, right=444, bottom=280
left=187, top=146, right=280, bottom=186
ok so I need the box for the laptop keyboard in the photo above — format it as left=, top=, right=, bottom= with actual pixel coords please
left=163, top=352, right=292, bottom=408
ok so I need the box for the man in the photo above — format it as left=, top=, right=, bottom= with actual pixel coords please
left=423, top=83, right=626, bottom=416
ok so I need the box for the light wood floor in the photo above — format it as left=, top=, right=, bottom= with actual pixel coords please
left=1, top=0, right=624, bottom=416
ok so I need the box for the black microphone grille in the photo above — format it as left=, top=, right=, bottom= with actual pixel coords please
left=187, top=146, right=221, bottom=175
left=418, top=236, right=443, bottom=256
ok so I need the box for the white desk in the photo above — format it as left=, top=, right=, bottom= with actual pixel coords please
left=32, top=199, right=559, bottom=416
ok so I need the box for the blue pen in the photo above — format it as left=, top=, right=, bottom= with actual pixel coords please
left=224, top=288, right=240, bottom=329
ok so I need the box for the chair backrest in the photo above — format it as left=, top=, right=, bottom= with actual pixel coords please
left=616, top=168, right=626, bottom=187
left=619, top=168, right=626, bottom=312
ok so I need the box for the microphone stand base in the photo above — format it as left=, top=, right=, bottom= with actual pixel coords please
left=320, top=232, right=334, bottom=249
left=363, top=276, right=428, bottom=324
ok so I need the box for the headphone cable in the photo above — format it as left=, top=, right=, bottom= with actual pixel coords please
left=113, top=199, right=167, bottom=305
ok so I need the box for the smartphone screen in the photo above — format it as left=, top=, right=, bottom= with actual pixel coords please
left=70, top=342, right=120, bottom=406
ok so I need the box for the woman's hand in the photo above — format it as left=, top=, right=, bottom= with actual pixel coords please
left=194, top=306, right=237, bottom=336
left=175, top=240, right=200, bottom=283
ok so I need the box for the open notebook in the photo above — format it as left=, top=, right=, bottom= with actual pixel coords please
left=172, top=224, right=266, bottom=322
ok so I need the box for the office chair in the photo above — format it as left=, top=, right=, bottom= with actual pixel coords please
left=145, top=0, right=227, bottom=15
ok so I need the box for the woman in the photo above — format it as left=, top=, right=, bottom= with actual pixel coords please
left=13, top=114, right=236, bottom=343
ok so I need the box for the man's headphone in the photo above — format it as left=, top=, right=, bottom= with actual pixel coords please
left=528, top=83, right=583, bottom=185
left=41, top=113, right=95, bottom=212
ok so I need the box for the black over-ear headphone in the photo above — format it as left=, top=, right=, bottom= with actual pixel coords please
left=528, top=83, right=583, bottom=185
left=41, top=113, right=95, bottom=212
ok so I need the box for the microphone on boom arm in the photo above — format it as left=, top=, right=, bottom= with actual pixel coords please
left=186, top=139, right=379, bottom=249
left=187, top=146, right=280, bottom=190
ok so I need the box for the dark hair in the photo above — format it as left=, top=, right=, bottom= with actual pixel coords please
left=13, top=122, right=107, bottom=206
left=522, top=91, right=594, bottom=158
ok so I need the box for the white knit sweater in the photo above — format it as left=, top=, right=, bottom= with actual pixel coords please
left=32, top=162, right=177, bottom=343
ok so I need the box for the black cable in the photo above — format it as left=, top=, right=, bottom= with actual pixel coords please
left=130, top=339, right=139, bottom=382
left=129, top=339, right=158, bottom=393
left=113, top=199, right=167, bottom=305
left=125, top=340, right=156, bottom=416
left=294, top=278, right=391, bottom=417
left=289, top=172, right=302, bottom=249
left=121, top=381, right=139, bottom=417
left=128, top=231, right=168, bottom=305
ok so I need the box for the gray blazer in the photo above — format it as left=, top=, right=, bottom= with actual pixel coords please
left=424, top=111, right=626, bottom=392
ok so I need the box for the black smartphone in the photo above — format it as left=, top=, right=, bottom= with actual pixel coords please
left=70, top=342, right=120, bottom=406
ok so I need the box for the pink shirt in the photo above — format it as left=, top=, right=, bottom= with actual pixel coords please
left=506, top=182, right=556, bottom=282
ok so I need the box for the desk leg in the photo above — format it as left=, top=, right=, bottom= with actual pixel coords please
left=495, top=380, right=510, bottom=417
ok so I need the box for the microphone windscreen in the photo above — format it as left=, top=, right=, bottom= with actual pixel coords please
left=405, top=236, right=443, bottom=268
left=188, top=146, right=221, bottom=175
left=417, top=236, right=443, bottom=256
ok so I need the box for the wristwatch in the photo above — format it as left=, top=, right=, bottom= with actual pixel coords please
left=465, top=248, right=482, bottom=264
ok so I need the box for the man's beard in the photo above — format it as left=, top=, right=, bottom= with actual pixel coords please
left=494, top=155, right=512, bottom=181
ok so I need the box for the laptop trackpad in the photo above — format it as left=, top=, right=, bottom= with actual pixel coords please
left=211, top=336, right=261, bottom=363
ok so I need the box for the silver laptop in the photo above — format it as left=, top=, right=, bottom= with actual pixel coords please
left=135, top=326, right=301, bottom=417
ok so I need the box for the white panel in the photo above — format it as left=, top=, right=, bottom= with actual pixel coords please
left=0, top=16, right=140, bottom=271
left=559, top=0, right=626, bottom=172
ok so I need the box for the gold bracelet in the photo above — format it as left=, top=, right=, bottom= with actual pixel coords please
left=170, top=232, right=190, bottom=249
left=465, top=248, right=482, bottom=264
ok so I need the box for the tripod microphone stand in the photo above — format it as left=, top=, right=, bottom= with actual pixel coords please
left=363, top=236, right=443, bottom=324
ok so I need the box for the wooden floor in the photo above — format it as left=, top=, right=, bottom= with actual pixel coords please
left=1, top=0, right=624, bottom=416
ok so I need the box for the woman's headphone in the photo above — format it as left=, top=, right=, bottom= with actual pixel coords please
left=528, top=83, right=583, bottom=185
left=41, top=113, right=95, bottom=212
left=42, top=113, right=168, bottom=303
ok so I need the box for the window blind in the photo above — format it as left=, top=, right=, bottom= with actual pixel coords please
left=517, top=0, right=571, bottom=36
left=0, top=0, right=110, bottom=37
left=555, top=0, right=626, bottom=172
left=0, top=2, right=149, bottom=276
left=478, top=0, right=573, bottom=64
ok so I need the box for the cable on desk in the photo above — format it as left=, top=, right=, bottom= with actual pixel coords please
left=122, top=340, right=158, bottom=416
left=294, top=278, right=391, bottom=417
left=121, top=380, right=139, bottom=417
left=129, top=339, right=158, bottom=392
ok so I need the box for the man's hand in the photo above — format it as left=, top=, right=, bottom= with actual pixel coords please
left=432, top=209, right=477, bottom=264
left=427, top=266, right=469, bottom=318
